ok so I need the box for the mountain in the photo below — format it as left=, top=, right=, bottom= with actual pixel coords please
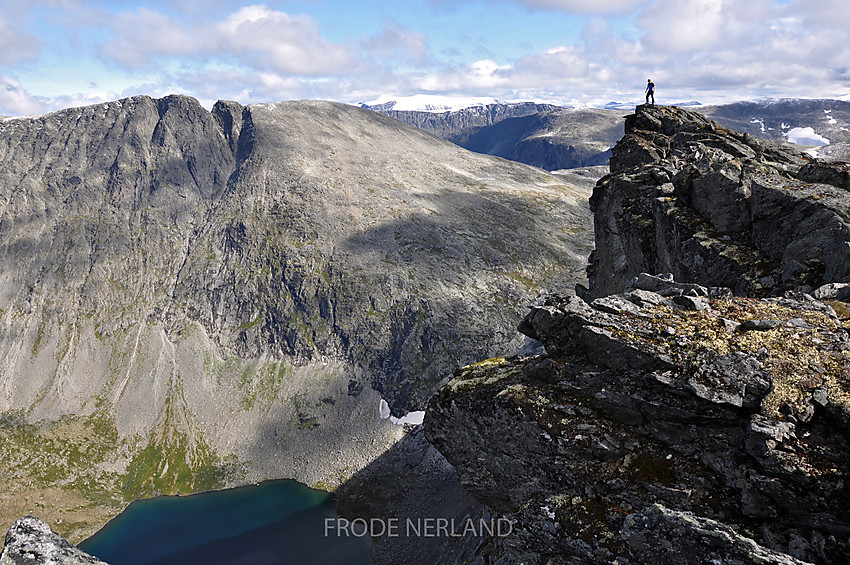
left=364, top=101, right=562, bottom=141
left=0, top=95, right=592, bottom=541
left=368, top=103, right=626, bottom=171
left=370, top=98, right=850, bottom=173
left=458, top=108, right=627, bottom=171
left=699, top=98, right=850, bottom=160
left=422, top=105, right=850, bottom=564
left=359, top=94, right=506, bottom=113
left=589, top=103, right=849, bottom=298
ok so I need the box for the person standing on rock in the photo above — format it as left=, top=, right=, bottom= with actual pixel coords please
left=645, top=79, right=655, bottom=105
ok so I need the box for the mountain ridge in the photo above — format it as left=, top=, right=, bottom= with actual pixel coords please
left=0, top=94, right=592, bottom=541
left=370, top=98, right=850, bottom=171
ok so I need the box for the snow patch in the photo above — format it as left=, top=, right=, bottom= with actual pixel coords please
left=750, top=118, right=766, bottom=133
left=362, top=94, right=503, bottom=113
left=379, top=398, right=425, bottom=426
left=361, top=93, right=570, bottom=113
left=785, top=127, right=830, bottom=146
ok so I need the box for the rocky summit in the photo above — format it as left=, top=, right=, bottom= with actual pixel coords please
left=424, top=105, right=850, bottom=565
left=0, top=95, right=591, bottom=540
left=588, top=104, right=850, bottom=298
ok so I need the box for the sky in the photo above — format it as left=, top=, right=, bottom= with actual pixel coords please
left=1, top=0, right=850, bottom=116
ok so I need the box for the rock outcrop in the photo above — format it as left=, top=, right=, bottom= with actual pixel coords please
left=426, top=275, right=850, bottom=564
left=0, top=95, right=592, bottom=540
left=1, top=517, right=107, bottom=565
left=424, top=105, right=850, bottom=564
left=587, top=104, right=850, bottom=298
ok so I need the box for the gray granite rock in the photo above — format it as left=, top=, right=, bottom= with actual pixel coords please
left=1, top=517, right=107, bottom=565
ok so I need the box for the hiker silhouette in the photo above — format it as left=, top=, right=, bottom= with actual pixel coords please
left=645, top=79, right=655, bottom=105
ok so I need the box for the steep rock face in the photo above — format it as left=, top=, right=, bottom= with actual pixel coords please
left=426, top=275, right=850, bottom=564
left=368, top=102, right=558, bottom=140
left=458, top=109, right=626, bottom=171
left=588, top=104, right=850, bottom=298
left=371, top=104, right=626, bottom=172
left=0, top=96, right=592, bottom=539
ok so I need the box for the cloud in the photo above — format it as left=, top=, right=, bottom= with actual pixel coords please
left=513, top=0, right=645, bottom=13
left=217, top=5, right=355, bottom=75
left=359, top=19, right=429, bottom=63
left=0, top=17, right=41, bottom=65
left=104, top=8, right=201, bottom=67
left=638, top=0, right=729, bottom=53
left=0, top=77, right=45, bottom=116
left=431, top=0, right=644, bottom=15
left=4, top=0, right=850, bottom=115
left=100, top=4, right=356, bottom=76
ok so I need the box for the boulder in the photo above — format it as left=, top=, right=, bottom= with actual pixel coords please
left=1, top=517, right=107, bottom=565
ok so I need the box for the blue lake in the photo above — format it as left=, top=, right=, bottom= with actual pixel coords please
left=78, top=480, right=374, bottom=565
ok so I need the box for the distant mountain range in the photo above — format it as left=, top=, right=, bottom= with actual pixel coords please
left=363, top=98, right=850, bottom=169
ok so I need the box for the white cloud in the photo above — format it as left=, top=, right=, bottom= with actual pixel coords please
left=100, top=5, right=356, bottom=76
left=638, top=0, right=729, bottom=53
left=0, top=17, right=41, bottom=65
left=217, top=5, right=355, bottom=75
left=514, top=0, right=644, bottom=13
left=4, top=0, right=850, bottom=115
left=104, top=8, right=201, bottom=68
left=432, top=0, right=644, bottom=15
left=359, top=19, right=429, bottom=63
left=0, top=77, right=45, bottom=116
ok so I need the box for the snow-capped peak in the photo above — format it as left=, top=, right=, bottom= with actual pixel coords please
left=360, top=94, right=504, bottom=113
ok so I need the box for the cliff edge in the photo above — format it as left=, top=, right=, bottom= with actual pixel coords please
left=588, top=104, right=850, bottom=298
left=424, top=106, right=850, bottom=564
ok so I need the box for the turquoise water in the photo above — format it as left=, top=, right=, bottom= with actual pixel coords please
left=78, top=480, right=373, bottom=565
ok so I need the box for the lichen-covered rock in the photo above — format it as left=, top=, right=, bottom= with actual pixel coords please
left=622, top=504, right=812, bottom=565
left=1, top=517, right=107, bottom=565
left=589, top=104, right=850, bottom=298
left=425, top=277, right=850, bottom=564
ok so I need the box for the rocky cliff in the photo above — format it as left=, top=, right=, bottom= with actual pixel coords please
left=424, top=106, right=850, bottom=564
left=365, top=102, right=558, bottom=140
left=427, top=275, right=850, bottom=564
left=371, top=104, right=626, bottom=172
left=458, top=109, right=626, bottom=172
left=0, top=95, right=592, bottom=540
left=588, top=104, right=850, bottom=298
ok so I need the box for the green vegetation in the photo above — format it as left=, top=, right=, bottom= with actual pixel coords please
left=236, top=315, right=263, bottom=331
left=0, top=410, right=124, bottom=542
left=121, top=431, right=226, bottom=501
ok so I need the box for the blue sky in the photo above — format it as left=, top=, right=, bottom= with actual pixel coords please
left=2, top=0, right=850, bottom=115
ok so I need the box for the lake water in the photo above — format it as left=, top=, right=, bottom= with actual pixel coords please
left=78, top=480, right=374, bottom=565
